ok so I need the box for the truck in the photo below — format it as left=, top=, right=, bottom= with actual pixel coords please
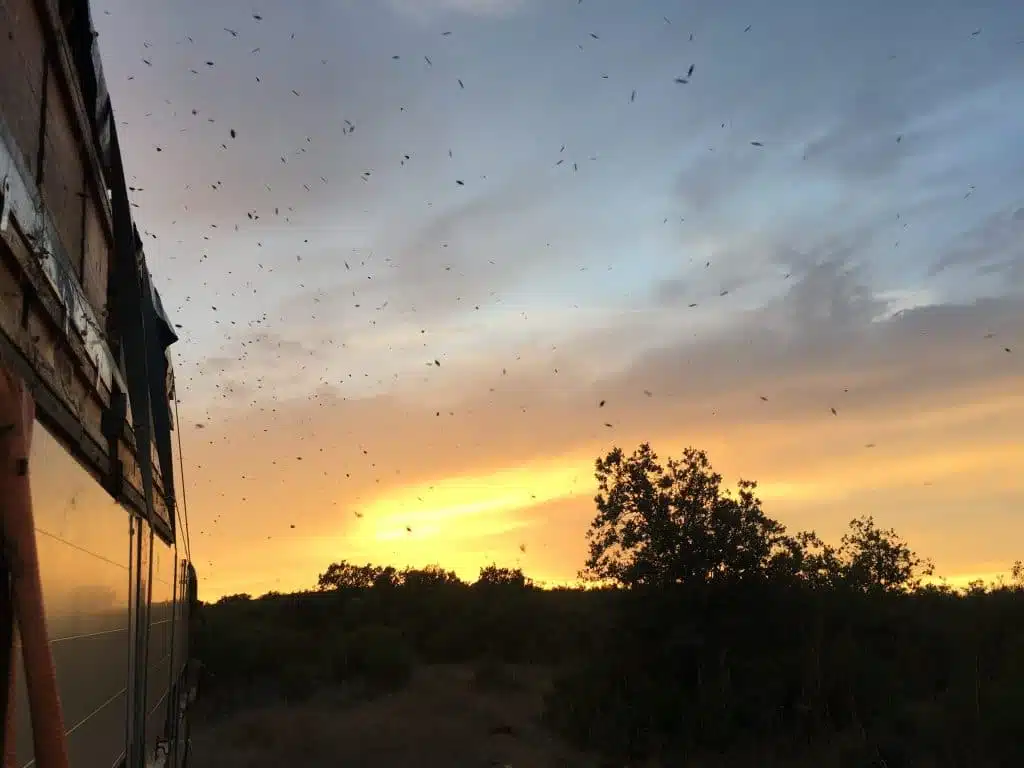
left=0, top=0, right=198, bottom=766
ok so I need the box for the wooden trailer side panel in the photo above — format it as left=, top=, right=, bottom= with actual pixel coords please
left=0, top=0, right=46, bottom=180
left=41, top=62, right=88, bottom=280
left=81, top=191, right=108, bottom=321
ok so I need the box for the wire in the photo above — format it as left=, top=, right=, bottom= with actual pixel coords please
left=172, top=394, right=192, bottom=565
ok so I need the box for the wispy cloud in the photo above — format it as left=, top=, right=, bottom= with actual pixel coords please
left=384, top=0, right=530, bottom=21
left=90, top=0, right=1024, bottom=597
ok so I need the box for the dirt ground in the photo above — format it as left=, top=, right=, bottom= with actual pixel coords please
left=188, top=664, right=598, bottom=768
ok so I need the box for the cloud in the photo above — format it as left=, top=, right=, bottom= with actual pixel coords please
left=90, top=0, right=1024, bottom=600
left=797, top=67, right=975, bottom=182
left=384, top=0, right=529, bottom=20
left=360, top=174, right=567, bottom=317
left=190, top=261, right=1024, bottom=490
left=182, top=280, right=1024, bottom=598
left=605, top=292, right=1023, bottom=430
left=928, top=205, right=1024, bottom=283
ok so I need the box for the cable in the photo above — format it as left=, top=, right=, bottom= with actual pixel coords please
left=172, top=394, right=192, bottom=565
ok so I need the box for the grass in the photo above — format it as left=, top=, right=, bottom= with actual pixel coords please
left=189, top=664, right=592, bottom=768
left=189, top=663, right=893, bottom=768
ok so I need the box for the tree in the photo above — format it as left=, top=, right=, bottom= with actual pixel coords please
left=216, top=593, right=252, bottom=604
left=835, top=515, right=933, bottom=593
left=767, top=529, right=843, bottom=588
left=316, top=561, right=398, bottom=590
left=400, top=565, right=464, bottom=589
left=581, top=443, right=792, bottom=589
left=475, top=564, right=531, bottom=588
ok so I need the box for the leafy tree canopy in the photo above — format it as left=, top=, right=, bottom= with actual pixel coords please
left=476, top=564, right=532, bottom=588
left=582, top=442, right=932, bottom=593
left=582, top=444, right=791, bottom=588
left=317, top=562, right=467, bottom=591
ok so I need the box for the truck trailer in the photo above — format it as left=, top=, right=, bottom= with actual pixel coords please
left=0, top=0, right=198, bottom=765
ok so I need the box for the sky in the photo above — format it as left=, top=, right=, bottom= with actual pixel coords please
left=88, top=0, right=1024, bottom=599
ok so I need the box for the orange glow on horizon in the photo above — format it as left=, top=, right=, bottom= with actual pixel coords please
left=180, top=363, right=1024, bottom=603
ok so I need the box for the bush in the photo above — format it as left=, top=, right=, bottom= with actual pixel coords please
left=192, top=569, right=1024, bottom=766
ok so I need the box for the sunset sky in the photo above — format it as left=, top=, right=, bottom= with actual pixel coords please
left=91, top=0, right=1024, bottom=599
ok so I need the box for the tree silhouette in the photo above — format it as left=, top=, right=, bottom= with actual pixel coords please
left=400, top=565, right=463, bottom=589
left=1007, top=559, right=1024, bottom=588
left=836, top=515, right=934, bottom=593
left=316, top=561, right=398, bottom=590
left=475, top=564, right=531, bottom=588
left=195, top=442, right=1024, bottom=768
left=581, top=443, right=792, bottom=588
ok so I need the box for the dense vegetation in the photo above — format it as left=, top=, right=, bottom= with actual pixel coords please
left=195, top=443, right=1024, bottom=767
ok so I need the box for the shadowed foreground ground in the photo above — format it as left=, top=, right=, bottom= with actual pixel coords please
left=189, top=664, right=592, bottom=768
left=188, top=663, right=879, bottom=768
